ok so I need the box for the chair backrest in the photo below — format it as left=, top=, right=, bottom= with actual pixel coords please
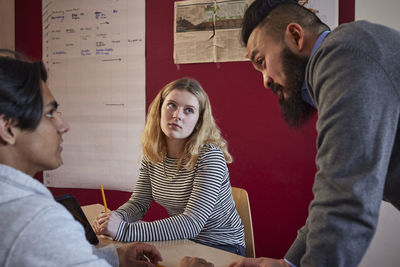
left=232, top=187, right=255, bottom=257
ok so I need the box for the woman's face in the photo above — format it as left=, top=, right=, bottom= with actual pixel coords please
left=160, top=89, right=200, bottom=142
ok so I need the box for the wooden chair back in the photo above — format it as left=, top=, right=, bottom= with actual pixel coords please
left=232, top=187, right=255, bottom=257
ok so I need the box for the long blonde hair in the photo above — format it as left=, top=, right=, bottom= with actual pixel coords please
left=142, top=78, right=232, bottom=170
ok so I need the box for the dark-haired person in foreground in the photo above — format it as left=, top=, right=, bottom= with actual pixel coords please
left=228, top=0, right=400, bottom=266
left=0, top=50, right=162, bottom=267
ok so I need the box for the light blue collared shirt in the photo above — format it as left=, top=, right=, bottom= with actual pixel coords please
left=284, top=258, right=297, bottom=267
left=300, top=30, right=331, bottom=108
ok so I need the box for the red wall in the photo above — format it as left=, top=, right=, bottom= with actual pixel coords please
left=15, top=0, right=354, bottom=258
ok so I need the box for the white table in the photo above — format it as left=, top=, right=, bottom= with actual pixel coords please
left=82, top=204, right=244, bottom=267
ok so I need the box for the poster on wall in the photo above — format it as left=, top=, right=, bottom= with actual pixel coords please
left=173, top=0, right=338, bottom=64
left=42, top=0, right=145, bottom=192
left=174, top=0, right=255, bottom=64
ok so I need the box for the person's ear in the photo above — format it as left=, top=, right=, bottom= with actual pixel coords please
left=0, top=116, right=18, bottom=145
left=285, top=23, right=305, bottom=52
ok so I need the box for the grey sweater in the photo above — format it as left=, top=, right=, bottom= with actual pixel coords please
left=285, top=21, right=400, bottom=267
left=0, top=164, right=118, bottom=267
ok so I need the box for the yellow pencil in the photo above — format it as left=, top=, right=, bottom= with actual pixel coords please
left=100, top=184, right=108, bottom=212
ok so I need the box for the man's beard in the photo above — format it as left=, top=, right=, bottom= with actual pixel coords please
left=272, top=46, right=316, bottom=128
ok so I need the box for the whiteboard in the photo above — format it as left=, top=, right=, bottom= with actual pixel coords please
left=42, top=0, right=145, bottom=192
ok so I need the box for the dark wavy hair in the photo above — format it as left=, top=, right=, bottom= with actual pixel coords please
left=241, top=0, right=328, bottom=45
left=242, top=0, right=298, bottom=45
left=0, top=49, right=48, bottom=130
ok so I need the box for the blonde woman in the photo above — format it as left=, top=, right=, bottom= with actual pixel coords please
left=93, top=78, right=245, bottom=255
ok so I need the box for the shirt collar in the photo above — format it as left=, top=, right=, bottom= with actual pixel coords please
left=301, top=30, right=330, bottom=108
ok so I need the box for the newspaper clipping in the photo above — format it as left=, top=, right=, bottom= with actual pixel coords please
left=173, top=0, right=337, bottom=64
left=174, top=0, right=253, bottom=64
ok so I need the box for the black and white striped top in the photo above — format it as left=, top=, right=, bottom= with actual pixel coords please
left=113, top=144, right=245, bottom=247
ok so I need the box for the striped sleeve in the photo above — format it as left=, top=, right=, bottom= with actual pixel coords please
left=113, top=160, right=153, bottom=222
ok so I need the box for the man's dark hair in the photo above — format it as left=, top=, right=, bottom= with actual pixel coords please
left=0, top=48, right=27, bottom=60
left=0, top=50, right=48, bottom=130
left=242, top=0, right=298, bottom=45
left=241, top=0, right=329, bottom=45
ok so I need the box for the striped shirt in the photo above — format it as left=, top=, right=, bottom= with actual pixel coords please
left=114, top=144, right=245, bottom=247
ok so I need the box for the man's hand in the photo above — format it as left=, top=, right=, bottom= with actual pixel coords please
left=178, top=256, right=215, bottom=267
left=117, top=242, right=163, bottom=267
left=92, top=211, right=121, bottom=239
left=228, top=257, right=290, bottom=267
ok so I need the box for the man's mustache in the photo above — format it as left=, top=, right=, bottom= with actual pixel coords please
left=270, top=82, right=284, bottom=95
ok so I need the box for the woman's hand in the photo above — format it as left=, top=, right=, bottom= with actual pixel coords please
left=92, top=211, right=122, bottom=239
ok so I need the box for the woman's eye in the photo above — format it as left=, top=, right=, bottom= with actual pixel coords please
left=167, top=103, right=176, bottom=109
left=185, top=108, right=194, bottom=114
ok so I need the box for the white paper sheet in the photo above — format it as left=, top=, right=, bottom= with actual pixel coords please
left=42, top=0, right=145, bottom=192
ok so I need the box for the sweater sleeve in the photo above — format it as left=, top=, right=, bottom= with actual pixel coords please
left=284, top=225, right=307, bottom=266
left=7, top=204, right=115, bottom=267
left=286, top=30, right=400, bottom=266
left=114, top=147, right=227, bottom=242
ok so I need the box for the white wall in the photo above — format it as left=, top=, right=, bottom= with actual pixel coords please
left=355, top=1, right=400, bottom=266
left=360, top=203, right=400, bottom=267
left=355, top=0, right=400, bottom=31
left=0, top=0, right=15, bottom=50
